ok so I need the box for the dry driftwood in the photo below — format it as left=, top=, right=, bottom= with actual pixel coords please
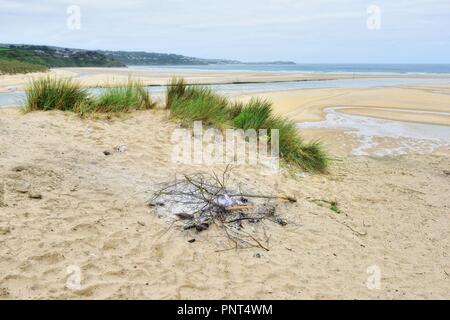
left=150, top=166, right=294, bottom=250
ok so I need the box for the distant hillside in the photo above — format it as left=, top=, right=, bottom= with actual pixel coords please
left=99, top=50, right=240, bottom=66
left=0, top=44, right=125, bottom=74
left=0, top=52, right=48, bottom=75
left=0, top=44, right=296, bottom=74
left=101, top=50, right=296, bottom=66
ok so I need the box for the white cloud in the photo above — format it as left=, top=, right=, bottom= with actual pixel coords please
left=0, top=0, right=449, bottom=62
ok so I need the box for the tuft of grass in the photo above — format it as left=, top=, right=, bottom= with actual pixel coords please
left=329, top=201, right=340, bottom=214
left=226, top=101, right=244, bottom=119
left=266, top=116, right=328, bottom=173
left=296, top=140, right=329, bottom=173
left=166, top=77, right=187, bottom=109
left=309, top=199, right=341, bottom=214
left=232, top=98, right=272, bottom=130
left=24, top=76, right=89, bottom=112
left=170, top=86, right=231, bottom=128
left=165, top=77, right=329, bottom=172
left=92, top=80, right=156, bottom=113
left=23, top=78, right=155, bottom=117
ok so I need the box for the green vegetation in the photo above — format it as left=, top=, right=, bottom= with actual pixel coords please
left=0, top=58, right=48, bottom=75
left=92, top=81, right=156, bottom=113
left=266, top=116, right=328, bottom=173
left=22, top=74, right=327, bottom=172
left=329, top=201, right=340, bottom=214
left=170, top=85, right=231, bottom=128
left=233, top=98, right=272, bottom=130
left=23, top=77, right=155, bottom=116
left=226, top=101, right=244, bottom=119
left=310, top=199, right=341, bottom=214
left=101, top=50, right=240, bottom=65
left=0, top=45, right=124, bottom=74
left=24, top=77, right=89, bottom=112
left=166, top=77, right=187, bottom=109
left=166, top=77, right=329, bottom=172
left=100, top=50, right=295, bottom=66
left=0, top=44, right=296, bottom=74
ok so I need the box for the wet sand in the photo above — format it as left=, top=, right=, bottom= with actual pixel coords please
left=236, top=84, right=450, bottom=126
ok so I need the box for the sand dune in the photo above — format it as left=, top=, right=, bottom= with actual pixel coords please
left=1, top=108, right=449, bottom=299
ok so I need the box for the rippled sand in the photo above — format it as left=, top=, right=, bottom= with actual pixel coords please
left=1, top=108, right=449, bottom=299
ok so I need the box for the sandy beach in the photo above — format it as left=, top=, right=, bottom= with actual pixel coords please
left=1, top=69, right=450, bottom=299
left=0, top=108, right=449, bottom=299
left=2, top=67, right=450, bottom=127
left=2, top=67, right=450, bottom=93
left=3, top=0, right=450, bottom=305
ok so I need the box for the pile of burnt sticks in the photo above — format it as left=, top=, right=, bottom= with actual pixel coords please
left=150, top=166, right=296, bottom=251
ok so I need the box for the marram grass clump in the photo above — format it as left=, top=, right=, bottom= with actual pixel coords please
left=23, top=78, right=155, bottom=116
left=232, top=102, right=329, bottom=173
left=233, top=98, right=272, bottom=130
left=169, top=85, right=231, bottom=128
left=226, top=101, right=244, bottom=119
left=165, top=77, right=329, bottom=172
left=92, top=81, right=156, bottom=113
left=166, top=77, right=187, bottom=109
left=24, top=77, right=89, bottom=112
left=266, top=116, right=328, bottom=173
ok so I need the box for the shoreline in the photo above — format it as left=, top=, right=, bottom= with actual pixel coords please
left=2, top=69, right=450, bottom=129
left=235, top=83, right=450, bottom=127
left=2, top=74, right=450, bottom=130
left=2, top=67, right=450, bottom=93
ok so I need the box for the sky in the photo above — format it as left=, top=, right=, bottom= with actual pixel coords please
left=1, top=0, right=449, bottom=63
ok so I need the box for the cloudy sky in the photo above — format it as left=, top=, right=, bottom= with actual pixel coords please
left=1, top=0, right=449, bottom=63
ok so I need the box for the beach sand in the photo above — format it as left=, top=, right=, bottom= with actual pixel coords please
left=0, top=69, right=77, bottom=93
left=1, top=106, right=449, bottom=299
left=237, top=83, right=450, bottom=126
left=1, top=69, right=450, bottom=299
left=2, top=67, right=450, bottom=93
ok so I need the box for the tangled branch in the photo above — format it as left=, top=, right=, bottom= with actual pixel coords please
left=150, top=166, right=295, bottom=250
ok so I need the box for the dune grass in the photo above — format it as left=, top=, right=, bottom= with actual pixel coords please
left=169, top=85, right=231, bottom=128
left=23, top=75, right=328, bottom=172
left=233, top=98, right=272, bottom=130
left=92, top=80, right=156, bottom=113
left=166, top=77, right=187, bottom=109
left=266, top=116, right=328, bottom=172
left=23, top=77, right=155, bottom=116
left=232, top=103, right=329, bottom=172
left=226, top=101, right=244, bottom=119
left=24, top=77, right=89, bottom=112
left=165, top=77, right=329, bottom=172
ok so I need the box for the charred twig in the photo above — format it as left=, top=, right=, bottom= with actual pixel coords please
left=226, top=205, right=258, bottom=211
left=151, top=166, right=293, bottom=250
left=229, top=193, right=297, bottom=202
